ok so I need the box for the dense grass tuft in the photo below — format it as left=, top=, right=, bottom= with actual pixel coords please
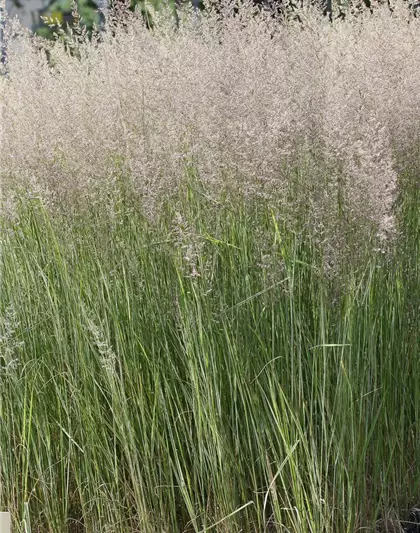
left=1, top=168, right=418, bottom=532
left=1, top=3, right=420, bottom=531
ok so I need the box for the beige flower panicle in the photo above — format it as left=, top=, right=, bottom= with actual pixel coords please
left=2, top=1, right=417, bottom=247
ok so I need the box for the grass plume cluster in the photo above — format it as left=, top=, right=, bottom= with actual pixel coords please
left=0, top=2, right=419, bottom=532
left=3, top=1, right=420, bottom=242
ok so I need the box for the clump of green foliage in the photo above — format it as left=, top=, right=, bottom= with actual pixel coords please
left=1, top=3, right=419, bottom=532
left=0, top=164, right=418, bottom=532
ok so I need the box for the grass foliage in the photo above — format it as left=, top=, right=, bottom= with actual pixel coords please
left=0, top=2, right=419, bottom=532
left=1, top=169, right=418, bottom=532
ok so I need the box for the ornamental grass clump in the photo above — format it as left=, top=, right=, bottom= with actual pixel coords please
left=0, top=2, right=419, bottom=533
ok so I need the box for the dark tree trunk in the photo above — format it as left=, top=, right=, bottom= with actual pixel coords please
left=323, top=0, right=332, bottom=21
left=0, top=1, right=6, bottom=73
